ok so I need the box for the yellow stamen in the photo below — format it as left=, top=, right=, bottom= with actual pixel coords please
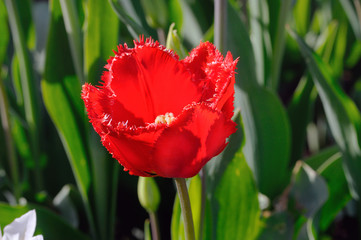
left=155, top=112, right=175, bottom=125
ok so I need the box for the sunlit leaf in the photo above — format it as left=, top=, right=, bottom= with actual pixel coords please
left=227, top=3, right=291, bottom=199
left=41, top=0, right=94, bottom=236
left=212, top=150, right=261, bottom=240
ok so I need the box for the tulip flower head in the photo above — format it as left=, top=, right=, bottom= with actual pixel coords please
left=82, top=37, right=238, bottom=178
left=0, top=210, right=43, bottom=240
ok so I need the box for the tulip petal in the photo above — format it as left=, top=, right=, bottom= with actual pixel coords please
left=82, top=37, right=238, bottom=178
left=153, top=127, right=201, bottom=178
left=102, top=125, right=166, bottom=176
left=182, top=42, right=238, bottom=118
left=153, top=103, right=236, bottom=178
left=108, top=45, right=202, bottom=124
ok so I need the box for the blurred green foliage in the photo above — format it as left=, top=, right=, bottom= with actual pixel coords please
left=1, top=0, right=361, bottom=239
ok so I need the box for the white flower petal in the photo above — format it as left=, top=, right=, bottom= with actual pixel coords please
left=3, top=210, right=37, bottom=240
left=31, top=236, right=43, bottom=240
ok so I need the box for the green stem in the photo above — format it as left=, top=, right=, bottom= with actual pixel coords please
left=149, top=211, right=161, bottom=240
left=109, top=163, right=119, bottom=240
left=214, top=0, right=227, bottom=53
left=199, top=171, right=206, bottom=240
left=157, top=28, right=166, bottom=46
left=0, top=77, right=21, bottom=201
left=174, top=178, right=195, bottom=240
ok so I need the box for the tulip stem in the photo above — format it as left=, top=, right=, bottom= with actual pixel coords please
left=174, top=178, right=195, bottom=240
left=199, top=171, right=206, bottom=240
left=149, top=211, right=161, bottom=240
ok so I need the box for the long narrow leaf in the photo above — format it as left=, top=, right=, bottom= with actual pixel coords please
left=84, top=1, right=120, bottom=238
left=108, top=0, right=148, bottom=38
left=5, top=0, right=42, bottom=190
left=59, top=0, right=84, bottom=83
left=291, top=30, right=361, bottom=199
left=42, top=0, right=95, bottom=237
left=84, top=0, right=119, bottom=84
left=228, top=4, right=291, bottom=198
left=339, top=0, right=361, bottom=40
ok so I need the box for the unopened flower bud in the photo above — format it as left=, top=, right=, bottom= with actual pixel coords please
left=137, top=177, right=161, bottom=213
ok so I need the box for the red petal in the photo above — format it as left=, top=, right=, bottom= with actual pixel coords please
left=152, top=103, right=236, bottom=178
left=182, top=42, right=238, bottom=117
left=153, top=128, right=201, bottom=177
left=82, top=78, right=144, bottom=134
left=107, top=45, right=202, bottom=125
left=103, top=128, right=165, bottom=176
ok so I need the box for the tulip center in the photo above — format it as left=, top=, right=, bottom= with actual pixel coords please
left=155, top=112, right=175, bottom=125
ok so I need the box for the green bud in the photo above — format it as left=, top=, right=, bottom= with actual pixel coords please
left=140, top=0, right=168, bottom=29
left=166, top=23, right=188, bottom=59
left=137, top=177, right=161, bottom=213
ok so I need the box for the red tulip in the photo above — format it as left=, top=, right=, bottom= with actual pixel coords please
left=81, top=37, right=238, bottom=178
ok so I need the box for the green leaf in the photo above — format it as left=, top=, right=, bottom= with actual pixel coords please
left=5, top=0, right=41, bottom=191
left=287, top=75, right=316, bottom=164
left=257, top=212, right=294, bottom=240
left=140, top=0, right=168, bottom=29
left=53, top=185, right=81, bottom=228
left=212, top=150, right=260, bottom=240
left=290, top=162, right=329, bottom=218
left=269, top=0, right=292, bottom=90
left=293, top=0, right=311, bottom=36
left=240, top=85, right=291, bottom=198
left=291, top=30, right=361, bottom=200
left=175, top=0, right=204, bottom=47
left=0, top=202, right=90, bottom=240
left=108, top=0, right=149, bottom=38
left=11, top=55, right=23, bottom=108
left=248, top=0, right=272, bottom=86
left=59, top=0, right=84, bottom=83
left=0, top=0, right=9, bottom=64
left=339, top=0, right=361, bottom=40
left=42, top=0, right=95, bottom=236
left=169, top=0, right=183, bottom=31
left=83, top=1, right=120, bottom=239
left=84, top=0, right=119, bottom=84
left=171, top=191, right=183, bottom=240
left=15, top=0, right=35, bottom=49
left=305, top=147, right=352, bottom=231
left=227, top=3, right=291, bottom=198
left=205, top=112, right=243, bottom=193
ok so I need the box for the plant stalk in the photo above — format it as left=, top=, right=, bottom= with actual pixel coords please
left=199, top=171, right=206, bottom=240
left=174, top=178, right=195, bottom=240
left=214, top=0, right=227, bottom=53
left=149, top=211, right=161, bottom=240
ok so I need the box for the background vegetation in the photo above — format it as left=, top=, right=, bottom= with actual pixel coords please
left=1, top=0, right=361, bottom=239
